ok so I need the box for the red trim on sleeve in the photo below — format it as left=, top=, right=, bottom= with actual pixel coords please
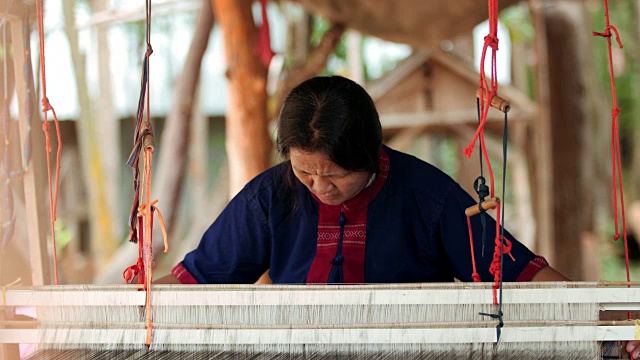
left=516, top=256, right=549, bottom=282
left=171, top=263, right=199, bottom=284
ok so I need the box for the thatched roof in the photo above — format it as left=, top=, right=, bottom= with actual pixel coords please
left=294, top=0, right=521, bottom=47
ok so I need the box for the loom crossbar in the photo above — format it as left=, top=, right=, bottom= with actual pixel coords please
left=0, top=326, right=636, bottom=344
left=4, top=284, right=640, bottom=308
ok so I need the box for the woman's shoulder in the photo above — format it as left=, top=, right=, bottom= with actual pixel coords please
left=239, top=162, right=293, bottom=201
left=384, top=145, right=458, bottom=199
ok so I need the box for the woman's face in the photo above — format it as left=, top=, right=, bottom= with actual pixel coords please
left=290, top=148, right=372, bottom=206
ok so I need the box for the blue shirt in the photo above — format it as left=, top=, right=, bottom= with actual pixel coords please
left=181, top=146, right=540, bottom=284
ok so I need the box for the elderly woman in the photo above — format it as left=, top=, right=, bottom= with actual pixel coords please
left=157, top=75, right=640, bottom=358
left=160, top=75, right=566, bottom=285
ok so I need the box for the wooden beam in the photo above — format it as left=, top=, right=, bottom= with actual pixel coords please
left=530, top=0, right=556, bottom=265
left=367, top=50, right=431, bottom=102
left=0, top=1, right=25, bottom=21
left=367, top=50, right=537, bottom=118
left=10, top=15, right=51, bottom=286
left=77, top=0, right=202, bottom=29
left=380, top=109, right=531, bottom=130
left=5, top=284, right=640, bottom=307
left=1, top=326, right=638, bottom=345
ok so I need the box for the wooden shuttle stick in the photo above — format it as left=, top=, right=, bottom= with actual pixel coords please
left=476, top=89, right=511, bottom=113
left=465, top=197, right=500, bottom=217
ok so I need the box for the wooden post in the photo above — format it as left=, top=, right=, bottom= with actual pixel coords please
left=530, top=1, right=594, bottom=280
left=2, top=6, right=45, bottom=360
left=529, top=0, right=556, bottom=266
left=10, top=11, right=51, bottom=286
left=212, top=0, right=272, bottom=198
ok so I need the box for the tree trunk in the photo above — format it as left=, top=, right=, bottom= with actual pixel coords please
left=212, top=0, right=272, bottom=198
left=96, top=0, right=214, bottom=283
left=62, top=0, right=118, bottom=274
left=531, top=1, right=594, bottom=280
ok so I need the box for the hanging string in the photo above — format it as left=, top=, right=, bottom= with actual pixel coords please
left=592, top=0, right=632, bottom=314
left=476, top=98, right=488, bottom=258
left=467, top=217, right=481, bottom=282
left=122, top=0, right=168, bottom=347
left=462, top=0, right=517, bottom=344
left=35, top=0, right=62, bottom=285
left=464, top=1, right=502, bottom=294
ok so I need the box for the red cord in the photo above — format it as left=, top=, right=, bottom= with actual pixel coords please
left=464, top=0, right=516, bottom=302
left=36, top=0, right=62, bottom=285
left=593, top=0, right=631, bottom=318
left=467, top=217, right=481, bottom=282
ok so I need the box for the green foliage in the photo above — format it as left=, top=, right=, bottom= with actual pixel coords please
left=500, top=4, right=534, bottom=45
left=53, top=219, right=74, bottom=255
left=600, top=219, right=640, bottom=281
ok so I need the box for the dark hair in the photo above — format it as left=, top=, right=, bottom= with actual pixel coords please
left=276, top=76, right=382, bottom=173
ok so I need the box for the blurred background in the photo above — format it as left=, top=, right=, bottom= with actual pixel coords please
left=1, top=0, right=639, bottom=285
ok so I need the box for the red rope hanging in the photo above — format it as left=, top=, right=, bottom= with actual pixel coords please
left=35, top=0, right=62, bottom=285
left=593, top=0, right=632, bottom=304
left=467, top=217, right=481, bottom=283
left=463, top=0, right=514, bottom=304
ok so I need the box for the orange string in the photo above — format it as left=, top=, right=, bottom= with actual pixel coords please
left=143, top=148, right=153, bottom=346
left=35, top=0, right=62, bottom=285
left=143, top=7, right=154, bottom=341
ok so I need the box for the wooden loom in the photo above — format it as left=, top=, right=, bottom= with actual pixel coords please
left=2, top=1, right=639, bottom=360
left=0, top=282, right=639, bottom=359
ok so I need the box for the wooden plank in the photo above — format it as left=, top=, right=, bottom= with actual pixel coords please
left=0, top=325, right=636, bottom=344
left=3, top=9, right=39, bottom=360
left=10, top=16, right=51, bottom=286
left=78, top=0, right=201, bottom=29
left=4, top=286, right=640, bottom=307
left=379, top=109, right=530, bottom=130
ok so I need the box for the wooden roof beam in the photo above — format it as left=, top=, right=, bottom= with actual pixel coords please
left=380, top=109, right=533, bottom=131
